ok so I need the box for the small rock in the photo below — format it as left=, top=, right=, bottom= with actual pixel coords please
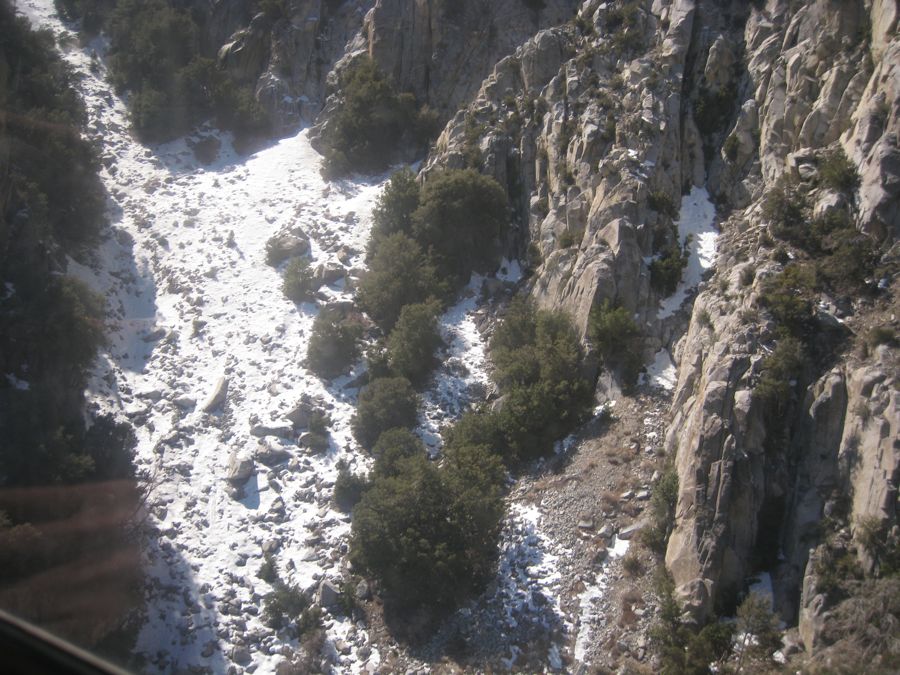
left=355, top=580, right=371, bottom=601
left=618, top=522, right=643, bottom=540
left=202, top=376, right=229, bottom=412
left=232, top=647, right=252, bottom=666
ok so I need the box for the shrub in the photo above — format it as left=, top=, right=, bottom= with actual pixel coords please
left=868, top=326, right=896, bottom=348
left=762, top=178, right=807, bottom=244
left=386, top=301, right=443, bottom=387
left=263, top=582, right=321, bottom=633
left=333, top=459, right=368, bottom=512
left=589, top=300, right=642, bottom=386
left=557, top=227, right=583, bottom=249
left=319, top=57, right=434, bottom=177
left=753, top=336, right=806, bottom=414
left=350, top=446, right=504, bottom=610
left=350, top=457, right=457, bottom=609
left=258, top=553, right=278, bottom=583
left=650, top=246, right=688, bottom=296
left=352, top=377, right=419, bottom=449
left=411, top=169, right=508, bottom=282
left=358, top=233, right=445, bottom=331
left=723, top=134, right=740, bottom=162
left=638, top=467, right=679, bottom=555
left=283, top=257, right=319, bottom=302
left=306, top=308, right=362, bottom=379
left=758, top=263, right=817, bottom=339
left=734, top=593, right=781, bottom=671
left=370, top=428, right=427, bottom=479
left=818, top=148, right=860, bottom=194
left=488, top=298, right=592, bottom=462
left=369, top=168, right=421, bottom=254
left=648, top=190, right=679, bottom=219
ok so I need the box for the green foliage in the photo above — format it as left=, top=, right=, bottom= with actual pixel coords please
left=648, top=190, right=679, bottom=219
left=369, top=168, right=421, bottom=254
left=762, top=178, right=808, bottom=244
left=589, top=300, right=642, bottom=386
left=694, top=82, right=737, bottom=136
left=753, top=336, right=806, bottom=415
left=650, top=570, right=736, bottom=673
left=333, top=459, right=368, bottom=512
left=411, top=169, right=508, bottom=282
left=857, top=516, right=900, bottom=577
left=638, top=466, right=679, bottom=555
left=758, top=264, right=818, bottom=339
left=258, top=553, right=278, bottom=583
left=370, top=428, right=426, bottom=479
left=868, top=326, right=896, bottom=348
left=650, top=245, right=689, bottom=297
left=557, top=227, right=583, bottom=249
left=263, top=582, right=321, bottom=634
left=350, top=444, right=505, bottom=611
left=734, top=593, right=782, bottom=672
left=486, top=298, right=592, bottom=462
left=818, top=148, right=860, bottom=194
left=352, top=377, right=420, bottom=449
left=69, top=0, right=270, bottom=142
left=723, top=134, right=740, bottom=162
left=282, top=257, right=319, bottom=302
left=306, top=308, right=362, bottom=379
left=358, top=233, right=445, bottom=331
left=320, top=57, right=435, bottom=177
left=386, top=301, right=442, bottom=387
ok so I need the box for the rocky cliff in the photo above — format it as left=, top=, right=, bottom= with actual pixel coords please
left=362, top=0, right=899, bottom=662
left=190, top=0, right=899, bottom=664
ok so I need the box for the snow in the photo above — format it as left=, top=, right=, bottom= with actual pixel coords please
left=657, top=187, right=718, bottom=318
left=17, top=2, right=413, bottom=672
left=573, top=535, right=630, bottom=664
left=18, top=1, right=507, bottom=670
left=644, top=347, right=677, bottom=391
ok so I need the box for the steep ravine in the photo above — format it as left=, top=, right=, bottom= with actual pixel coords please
left=20, top=0, right=900, bottom=672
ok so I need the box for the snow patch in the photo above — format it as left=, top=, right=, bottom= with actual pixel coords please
left=657, top=187, right=718, bottom=318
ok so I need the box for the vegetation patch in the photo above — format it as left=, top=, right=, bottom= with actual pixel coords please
left=589, top=300, right=642, bottom=387
left=319, top=57, right=437, bottom=178
left=306, top=308, right=362, bottom=380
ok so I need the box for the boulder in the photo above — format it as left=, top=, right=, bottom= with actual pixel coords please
left=226, top=452, right=255, bottom=484
left=317, top=579, right=341, bottom=608
left=266, top=229, right=310, bottom=265
left=202, top=376, right=228, bottom=412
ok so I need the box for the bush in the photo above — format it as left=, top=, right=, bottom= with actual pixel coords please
left=589, top=300, right=642, bottom=386
left=352, top=377, right=419, bottom=449
left=753, top=336, right=806, bottom=414
left=358, top=233, right=445, bottom=331
left=283, top=257, right=319, bottom=302
left=758, top=263, right=817, bottom=339
left=333, top=459, right=368, bottom=512
left=370, top=428, right=427, bottom=479
left=369, top=168, right=421, bottom=254
left=638, top=466, right=679, bottom=555
left=306, top=308, right=362, bottom=379
left=650, top=246, right=688, bottom=296
left=386, top=301, right=443, bottom=387
left=411, top=169, right=508, bottom=282
left=350, top=445, right=504, bottom=610
left=818, top=148, right=860, bottom=194
left=762, top=178, right=808, bottom=244
left=733, top=593, right=782, bottom=671
left=487, top=298, right=592, bottom=462
left=648, top=190, right=679, bottom=219
left=263, top=582, right=321, bottom=633
left=320, top=57, right=435, bottom=177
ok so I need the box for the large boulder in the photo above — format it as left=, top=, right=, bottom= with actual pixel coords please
left=226, top=452, right=255, bottom=484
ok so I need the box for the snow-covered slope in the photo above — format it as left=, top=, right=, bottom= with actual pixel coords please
left=17, top=2, right=488, bottom=672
